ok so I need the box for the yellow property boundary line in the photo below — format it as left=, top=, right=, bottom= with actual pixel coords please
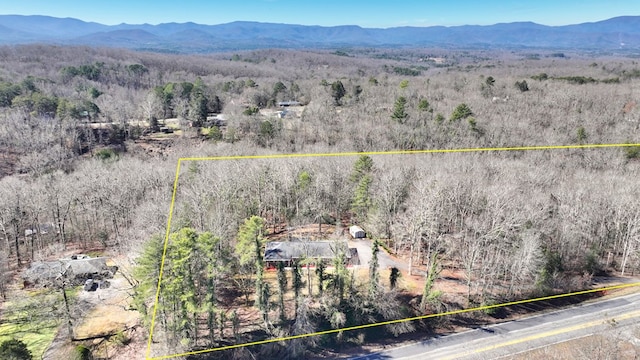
left=145, top=143, right=640, bottom=360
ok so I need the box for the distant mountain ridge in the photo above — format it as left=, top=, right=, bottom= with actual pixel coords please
left=0, top=14, right=639, bottom=52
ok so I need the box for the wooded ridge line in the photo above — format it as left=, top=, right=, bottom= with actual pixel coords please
left=1, top=14, right=640, bottom=51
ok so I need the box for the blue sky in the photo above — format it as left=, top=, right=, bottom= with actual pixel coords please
left=3, top=0, right=639, bottom=28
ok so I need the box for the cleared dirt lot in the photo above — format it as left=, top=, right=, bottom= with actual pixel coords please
left=42, top=270, right=143, bottom=360
left=73, top=275, right=138, bottom=339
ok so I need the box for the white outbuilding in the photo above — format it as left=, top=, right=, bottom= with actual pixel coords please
left=349, top=225, right=366, bottom=239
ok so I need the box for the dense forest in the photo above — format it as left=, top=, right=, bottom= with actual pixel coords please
left=0, top=44, right=639, bottom=359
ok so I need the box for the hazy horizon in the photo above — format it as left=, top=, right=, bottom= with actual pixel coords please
left=2, top=0, right=639, bottom=28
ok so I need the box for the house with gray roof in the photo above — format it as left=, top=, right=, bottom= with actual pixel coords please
left=22, top=256, right=117, bottom=287
left=264, top=238, right=357, bottom=268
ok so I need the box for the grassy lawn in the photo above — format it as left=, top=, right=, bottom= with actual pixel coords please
left=0, top=288, right=78, bottom=358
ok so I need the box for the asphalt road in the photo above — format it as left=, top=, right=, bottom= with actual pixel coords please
left=349, top=291, right=640, bottom=360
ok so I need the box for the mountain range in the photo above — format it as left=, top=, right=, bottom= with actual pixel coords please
left=0, top=15, right=639, bottom=53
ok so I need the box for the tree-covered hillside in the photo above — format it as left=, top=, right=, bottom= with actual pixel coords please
left=0, top=44, right=639, bottom=359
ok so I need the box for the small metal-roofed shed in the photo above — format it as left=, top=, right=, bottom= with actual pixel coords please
left=349, top=225, right=366, bottom=239
left=265, top=239, right=351, bottom=268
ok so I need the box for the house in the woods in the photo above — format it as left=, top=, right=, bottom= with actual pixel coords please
left=204, top=114, right=227, bottom=127
left=264, top=238, right=358, bottom=268
left=22, top=256, right=117, bottom=287
left=24, top=223, right=57, bottom=237
left=277, top=101, right=302, bottom=107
